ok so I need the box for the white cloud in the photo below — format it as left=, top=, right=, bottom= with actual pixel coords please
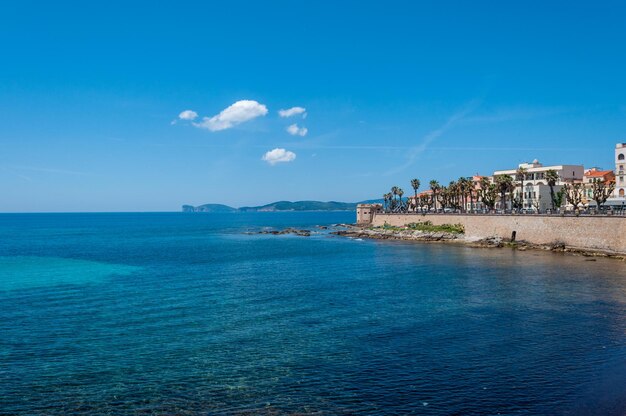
left=262, top=148, right=296, bottom=165
left=278, top=106, right=306, bottom=118
left=178, top=110, right=198, bottom=120
left=286, top=123, right=308, bottom=137
left=193, top=100, right=268, bottom=131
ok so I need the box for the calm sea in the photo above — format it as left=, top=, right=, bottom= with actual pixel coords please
left=1, top=212, right=625, bottom=415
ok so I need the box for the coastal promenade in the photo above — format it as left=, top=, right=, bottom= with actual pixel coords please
left=367, top=212, right=626, bottom=255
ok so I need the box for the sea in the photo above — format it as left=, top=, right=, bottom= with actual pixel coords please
left=1, top=212, right=625, bottom=415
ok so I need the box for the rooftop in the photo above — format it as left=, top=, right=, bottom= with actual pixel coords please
left=585, top=169, right=614, bottom=178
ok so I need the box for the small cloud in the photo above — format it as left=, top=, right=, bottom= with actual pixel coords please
left=179, top=110, right=198, bottom=120
left=171, top=109, right=198, bottom=125
left=286, top=123, right=308, bottom=137
left=262, top=148, right=296, bottom=165
left=193, top=100, right=268, bottom=131
left=278, top=106, right=306, bottom=118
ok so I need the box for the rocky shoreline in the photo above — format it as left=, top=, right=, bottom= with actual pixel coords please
left=334, top=225, right=626, bottom=261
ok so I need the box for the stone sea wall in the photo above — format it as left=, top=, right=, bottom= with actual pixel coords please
left=370, top=214, right=626, bottom=254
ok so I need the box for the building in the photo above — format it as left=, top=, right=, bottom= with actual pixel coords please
left=493, top=160, right=584, bottom=212
left=583, top=168, right=615, bottom=207
left=356, top=203, right=382, bottom=224
left=614, top=143, right=626, bottom=199
left=468, top=175, right=488, bottom=212
left=407, top=190, right=434, bottom=212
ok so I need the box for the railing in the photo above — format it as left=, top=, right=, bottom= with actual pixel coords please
left=376, top=209, right=626, bottom=218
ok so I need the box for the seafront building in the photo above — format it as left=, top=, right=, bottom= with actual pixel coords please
left=583, top=168, right=615, bottom=207
left=493, top=160, right=584, bottom=212
left=372, top=142, right=626, bottom=218
left=612, top=143, right=626, bottom=199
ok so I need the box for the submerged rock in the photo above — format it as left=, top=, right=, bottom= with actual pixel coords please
left=250, top=228, right=312, bottom=237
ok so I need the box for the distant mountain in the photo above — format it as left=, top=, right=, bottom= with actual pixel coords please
left=358, top=198, right=384, bottom=205
left=239, top=201, right=357, bottom=212
left=182, top=204, right=237, bottom=213
left=182, top=200, right=377, bottom=212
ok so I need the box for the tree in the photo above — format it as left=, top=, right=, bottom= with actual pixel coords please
left=564, top=182, right=585, bottom=212
left=467, top=177, right=476, bottom=213
left=397, top=188, right=405, bottom=212
left=545, top=169, right=559, bottom=211
left=437, top=186, right=449, bottom=211
left=410, top=179, right=420, bottom=212
left=383, top=192, right=393, bottom=212
left=457, top=177, right=471, bottom=213
left=479, top=178, right=498, bottom=211
left=495, top=175, right=513, bottom=212
left=512, top=194, right=523, bottom=211
left=448, top=181, right=460, bottom=211
left=422, top=193, right=434, bottom=212
left=554, top=187, right=566, bottom=210
left=591, top=179, right=616, bottom=212
left=516, top=167, right=528, bottom=212
left=507, top=180, right=517, bottom=212
left=532, top=195, right=541, bottom=212
left=430, top=180, right=440, bottom=212
left=391, top=186, right=399, bottom=202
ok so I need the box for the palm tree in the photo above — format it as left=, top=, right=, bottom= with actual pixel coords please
left=383, top=193, right=392, bottom=212
left=448, top=181, right=459, bottom=211
left=467, top=177, right=476, bottom=213
left=397, top=188, right=404, bottom=211
left=410, top=178, right=420, bottom=212
left=437, top=185, right=449, bottom=211
left=478, top=177, right=490, bottom=211
left=430, top=180, right=440, bottom=212
left=516, top=167, right=528, bottom=212
left=478, top=177, right=498, bottom=211
left=495, top=175, right=513, bottom=212
left=507, top=180, right=517, bottom=212
left=545, top=169, right=559, bottom=211
left=391, top=186, right=399, bottom=204
left=458, top=177, right=473, bottom=213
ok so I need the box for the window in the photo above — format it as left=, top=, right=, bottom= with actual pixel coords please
left=619, top=153, right=625, bottom=161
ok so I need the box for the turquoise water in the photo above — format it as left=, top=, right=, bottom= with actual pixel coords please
left=0, top=256, right=139, bottom=291
left=1, top=212, right=626, bottom=414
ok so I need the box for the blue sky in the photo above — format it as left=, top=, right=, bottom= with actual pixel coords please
left=1, top=1, right=625, bottom=212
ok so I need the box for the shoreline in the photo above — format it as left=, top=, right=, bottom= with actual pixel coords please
left=334, top=224, right=626, bottom=261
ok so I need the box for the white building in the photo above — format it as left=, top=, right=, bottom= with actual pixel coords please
left=493, top=160, right=584, bottom=212
left=604, top=142, right=626, bottom=208
left=614, top=143, right=626, bottom=199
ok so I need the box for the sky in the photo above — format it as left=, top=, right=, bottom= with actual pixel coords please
left=1, top=1, right=625, bottom=212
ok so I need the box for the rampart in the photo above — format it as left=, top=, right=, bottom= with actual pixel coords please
left=369, top=213, right=626, bottom=254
